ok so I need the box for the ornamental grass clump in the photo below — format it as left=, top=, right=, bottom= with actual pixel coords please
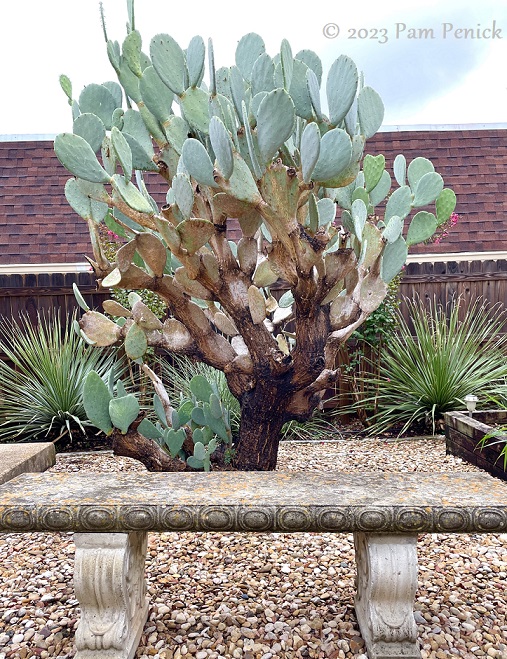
left=361, top=297, right=507, bottom=435
left=0, top=311, right=119, bottom=443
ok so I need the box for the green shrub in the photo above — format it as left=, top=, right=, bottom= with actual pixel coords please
left=0, top=311, right=120, bottom=443
left=353, top=297, right=507, bottom=435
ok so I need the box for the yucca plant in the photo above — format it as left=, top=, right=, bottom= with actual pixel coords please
left=0, top=311, right=120, bottom=443
left=356, top=297, right=507, bottom=435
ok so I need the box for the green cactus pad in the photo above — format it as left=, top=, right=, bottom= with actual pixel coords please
left=406, top=211, right=438, bottom=246
left=351, top=199, right=367, bottom=239
left=111, top=174, right=154, bottom=213
left=436, top=188, right=457, bottom=224
left=73, top=113, right=106, bottom=154
left=381, top=235, right=408, bottom=283
left=122, top=133, right=159, bottom=172
left=139, top=66, right=174, bottom=125
left=187, top=455, right=204, bottom=470
left=317, top=198, right=336, bottom=226
left=209, top=117, right=234, bottom=180
left=363, top=154, right=385, bottom=193
left=150, top=33, right=187, bottom=96
left=181, top=138, right=219, bottom=188
left=165, top=428, right=187, bottom=457
left=289, top=59, right=315, bottom=121
left=65, top=178, right=92, bottom=220
left=308, top=193, right=319, bottom=232
left=193, top=441, right=207, bottom=461
left=122, top=29, right=143, bottom=77
left=186, top=35, right=205, bottom=88
left=369, top=169, right=391, bottom=207
left=407, top=157, right=434, bottom=189
left=137, top=418, right=162, bottom=440
left=382, top=215, right=404, bottom=244
left=112, top=108, right=125, bottom=130
left=111, top=126, right=133, bottom=180
left=181, top=87, right=210, bottom=134
left=177, top=218, right=214, bottom=254
left=172, top=174, right=194, bottom=219
left=385, top=185, right=412, bottom=221
left=241, top=101, right=263, bottom=179
left=357, top=86, right=384, bottom=139
left=229, top=65, right=246, bottom=118
left=83, top=371, right=113, bottom=435
left=413, top=172, right=444, bottom=207
left=119, top=57, right=142, bottom=103
left=125, top=321, right=148, bottom=360
left=55, top=133, right=111, bottom=184
left=191, top=407, right=207, bottom=426
left=306, top=68, right=322, bottom=121
left=79, top=83, right=118, bottom=130
left=394, top=154, right=407, bottom=186
left=327, top=55, right=358, bottom=126
left=60, top=74, right=72, bottom=102
left=235, top=33, right=265, bottom=81
left=251, top=53, right=275, bottom=96
left=295, top=49, right=323, bottom=85
left=225, top=152, right=263, bottom=204
left=312, top=128, right=352, bottom=182
left=72, top=282, right=90, bottom=312
left=280, top=39, right=294, bottom=90
left=109, top=394, right=140, bottom=434
left=107, top=39, right=121, bottom=73
left=300, top=122, right=320, bottom=183
left=278, top=290, right=295, bottom=308
left=190, top=375, right=214, bottom=402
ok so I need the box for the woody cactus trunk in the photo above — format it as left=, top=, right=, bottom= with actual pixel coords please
left=55, top=1, right=456, bottom=471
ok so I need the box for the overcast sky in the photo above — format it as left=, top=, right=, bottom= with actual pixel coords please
left=1, top=0, right=506, bottom=136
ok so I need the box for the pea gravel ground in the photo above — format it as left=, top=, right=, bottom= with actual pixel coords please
left=1, top=436, right=507, bottom=659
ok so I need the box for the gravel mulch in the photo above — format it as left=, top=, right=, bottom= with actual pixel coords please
left=1, top=436, right=507, bottom=659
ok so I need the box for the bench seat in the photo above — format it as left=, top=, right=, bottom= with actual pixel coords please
left=1, top=470, right=506, bottom=533
left=1, top=470, right=506, bottom=659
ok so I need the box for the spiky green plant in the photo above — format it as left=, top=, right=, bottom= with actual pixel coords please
left=0, top=311, right=120, bottom=443
left=359, top=297, right=507, bottom=435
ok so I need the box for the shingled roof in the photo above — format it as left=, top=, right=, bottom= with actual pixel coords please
left=1, top=126, right=506, bottom=265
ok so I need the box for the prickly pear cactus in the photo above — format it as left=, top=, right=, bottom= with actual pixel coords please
left=57, top=1, right=456, bottom=471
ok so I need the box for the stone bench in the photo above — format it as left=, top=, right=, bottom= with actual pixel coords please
left=0, top=443, right=55, bottom=485
left=1, top=470, right=507, bottom=659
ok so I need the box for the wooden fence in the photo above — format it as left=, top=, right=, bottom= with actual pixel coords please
left=398, top=258, right=507, bottom=325
left=0, top=272, right=108, bottom=325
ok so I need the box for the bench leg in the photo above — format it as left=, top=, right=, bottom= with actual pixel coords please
left=73, top=532, right=149, bottom=659
left=353, top=532, right=420, bottom=659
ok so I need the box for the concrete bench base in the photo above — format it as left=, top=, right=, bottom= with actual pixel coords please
left=74, top=532, right=149, bottom=659
left=0, top=443, right=55, bottom=484
left=72, top=530, right=421, bottom=659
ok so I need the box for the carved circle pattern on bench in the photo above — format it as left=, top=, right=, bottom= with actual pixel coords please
left=1, top=470, right=507, bottom=659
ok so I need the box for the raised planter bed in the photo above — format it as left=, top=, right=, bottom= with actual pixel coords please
left=444, top=410, right=507, bottom=481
